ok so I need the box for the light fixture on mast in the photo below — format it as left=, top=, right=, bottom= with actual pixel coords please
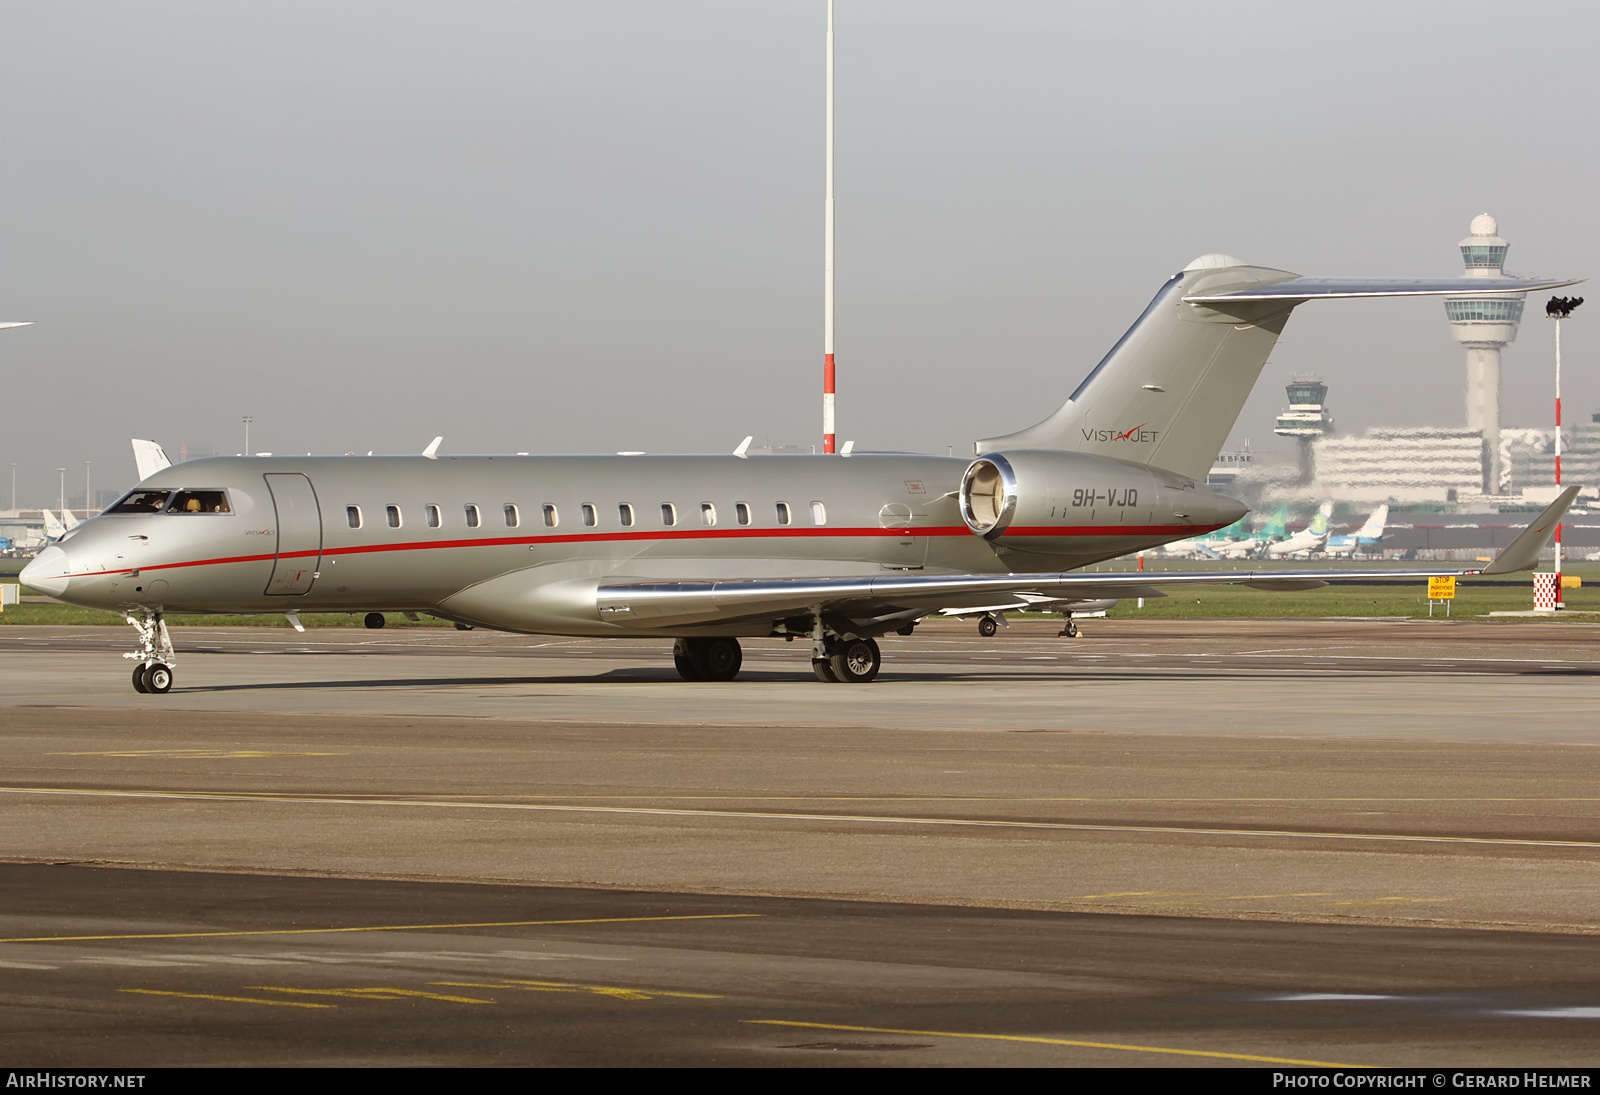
left=1546, top=294, right=1583, bottom=608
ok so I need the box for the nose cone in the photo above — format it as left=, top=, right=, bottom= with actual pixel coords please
left=1217, top=495, right=1250, bottom=527
left=21, top=545, right=70, bottom=598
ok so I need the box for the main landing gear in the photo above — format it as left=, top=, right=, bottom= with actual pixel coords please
left=811, top=636, right=881, bottom=683
left=673, top=637, right=743, bottom=681
left=977, top=614, right=999, bottom=637
left=124, top=610, right=176, bottom=694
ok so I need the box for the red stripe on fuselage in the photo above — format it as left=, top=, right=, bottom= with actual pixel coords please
left=56, top=521, right=1218, bottom=581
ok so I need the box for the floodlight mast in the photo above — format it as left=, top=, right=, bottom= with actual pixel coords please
left=822, top=0, right=836, bottom=454
left=1547, top=294, right=1584, bottom=606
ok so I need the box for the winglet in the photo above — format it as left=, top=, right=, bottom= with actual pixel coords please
left=1480, top=486, right=1582, bottom=574
left=841, top=440, right=855, bottom=457
left=733, top=436, right=753, bottom=459
left=422, top=436, right=443, bottom=459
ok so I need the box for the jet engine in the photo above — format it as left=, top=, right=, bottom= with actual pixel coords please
left=959, top=450, right=1247, bottom=556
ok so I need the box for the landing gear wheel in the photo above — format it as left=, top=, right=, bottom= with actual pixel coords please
left=142, top=663, right=173, bottom=694
left=812, top=658, right=838, bottom=683
left=364, top=612, right=386, bottom=629
left=690, top=637, right=742, bottom=682
left=1059, top=621, right=1080, bottom=638
left=674, top=652, right=702, bottom=681
left=132, top=664, right=151, bottom=693
left=828, top=637, right=881, bottom=683
left=454, top=622, right=474, bottom=631
left=977, top=615, right=998, bottom=637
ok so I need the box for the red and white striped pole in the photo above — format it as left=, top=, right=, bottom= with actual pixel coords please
left=822, top=0, right=836, bottom=454
left=1554, top=314, right=1564, bottom=607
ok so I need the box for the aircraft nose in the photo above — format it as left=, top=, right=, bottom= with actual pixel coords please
left=1217, top=495, right=1250, bottom=526
left=21, top=545, right=70, bottom=598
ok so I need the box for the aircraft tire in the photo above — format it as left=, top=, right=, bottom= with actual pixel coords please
left=132, top=664, right=150, bottom=694
left=829, top=637, right=880, bottom=683
left=1061, top=621, right=1079, bottom=638
left=364, top=612, right=386, bottom=629
left=143, top=663, right=174, bottom=694
left=674, top=652, right=701, bottom=681
left=978, top=616, right=998, bottom=637
left=812, top=658, right=839, bottom=683
left=691, top=637, right=742, bottom=682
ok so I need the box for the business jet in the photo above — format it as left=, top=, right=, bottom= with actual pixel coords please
left=22, top=254, right=1581, bottom=693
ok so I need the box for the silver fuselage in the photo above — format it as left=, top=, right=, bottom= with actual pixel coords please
left=27, top=452, right=1244, bottom=636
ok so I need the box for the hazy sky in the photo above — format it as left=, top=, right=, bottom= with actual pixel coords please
left=3, top=0, right=1596, bottom=507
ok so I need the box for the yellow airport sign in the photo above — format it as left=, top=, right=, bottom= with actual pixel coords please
left=1428, top=576, right=1456, bottom=600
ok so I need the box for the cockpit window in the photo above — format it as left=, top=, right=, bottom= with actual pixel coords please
left=166, top=490, right=232, bottom=514
left=106, top=490, right=172, bottom=514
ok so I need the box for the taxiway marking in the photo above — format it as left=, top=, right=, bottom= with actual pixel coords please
left=119, top=988, right=333, bottom=1009
left=5, top=786, right=1599, bottom=851
left=746, top=1020, right=1365, bottom=1067
left=0, top=913, right=763, bottom=945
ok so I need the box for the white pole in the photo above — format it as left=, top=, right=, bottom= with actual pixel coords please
left=822, top=0, right=836, bottom=454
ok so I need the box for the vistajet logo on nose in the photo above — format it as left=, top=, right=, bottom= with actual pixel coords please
left=1082, top=424, right=1160, bottom=443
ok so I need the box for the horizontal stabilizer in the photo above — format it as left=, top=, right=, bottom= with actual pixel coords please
left=1185, top=275, right=1583, bottom=303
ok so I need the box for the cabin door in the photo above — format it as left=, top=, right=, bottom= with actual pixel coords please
left=263, top=473, right=323, bottom=596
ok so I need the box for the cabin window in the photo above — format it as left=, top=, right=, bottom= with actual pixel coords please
left=386, top=505, right=402, bottom=529
left=582, top=503, right=596, bottom=527
left=618, top=503, right=634, bottom=527
left=464, top=504, right=480, bottom=528
left=775, top=502, right=791, bottom=526
left=661, top=503, right=676, bottom=526
left=166, top=490, right=232, bottom=514
left=347, top=506, right=362, bottom=529
left=810, top=501, right=826, bottom=525
left=425, top=504, right=441, bottom=528
left=504, top=504, right=519, bottom=528
left=700, top=502, right=716, bottom=526
left=735, top=502, right=750, bottom=526
left=542, top=504, right=558, bottom=527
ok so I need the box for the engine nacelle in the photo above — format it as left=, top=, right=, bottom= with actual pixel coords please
left=959, top=450, right=1246, bottom=555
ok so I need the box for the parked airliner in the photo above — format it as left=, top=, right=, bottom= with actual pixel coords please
left=22, top=255, right=1581, bottom=692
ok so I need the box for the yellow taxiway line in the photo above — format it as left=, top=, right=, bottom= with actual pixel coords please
left=4, top=785, right=1599, bottom=850
left=745, top=1019, right=1366, bottom=1067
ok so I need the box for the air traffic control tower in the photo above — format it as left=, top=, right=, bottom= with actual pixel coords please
left=1446, top=213, right=1525, bottom=494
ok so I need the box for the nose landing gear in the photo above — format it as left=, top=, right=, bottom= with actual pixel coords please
left=123, top=611, right=176, bottom=694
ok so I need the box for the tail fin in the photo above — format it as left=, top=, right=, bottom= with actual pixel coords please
left=1354, top=504, right=1388, bottom=541
left=132, top=439, right=172, bottom=481
left=1309, top=501, right=1332, bottom=537
left=976, top=256, right=1584, bottom=480
left=42, top=511, right=66, bottom=540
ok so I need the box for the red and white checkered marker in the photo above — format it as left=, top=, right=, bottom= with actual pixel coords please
left=1533, top=572, right=1559, bottom=611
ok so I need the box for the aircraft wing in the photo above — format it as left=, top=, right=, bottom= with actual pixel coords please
left=1185, top=275, right=1584, bottom=303
left=595, top=488, right=1578, bottom=630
